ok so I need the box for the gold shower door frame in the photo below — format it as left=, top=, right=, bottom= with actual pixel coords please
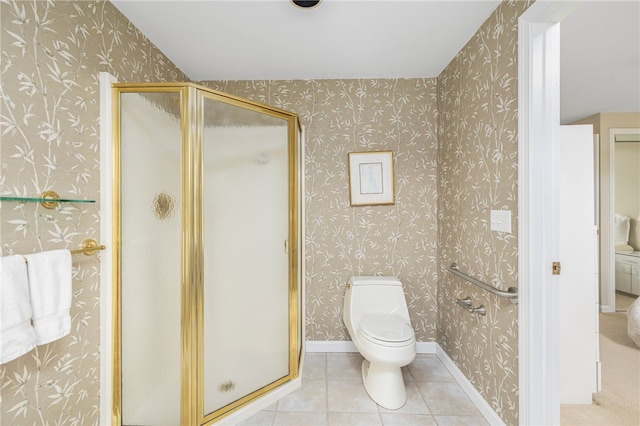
left=111, top=83, right=301, bottom=425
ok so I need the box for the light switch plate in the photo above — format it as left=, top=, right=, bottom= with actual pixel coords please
left=491, top=210, right=511, bottom=233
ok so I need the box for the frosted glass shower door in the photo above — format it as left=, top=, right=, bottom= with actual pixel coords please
left=119, top=91, right=182, bottom=425
left=114, top=83, right=299, bottom=425
left=202, top=96, right=291, bottom=417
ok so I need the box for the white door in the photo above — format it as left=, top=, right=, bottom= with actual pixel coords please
left=558, top=124, right=600, bottom=404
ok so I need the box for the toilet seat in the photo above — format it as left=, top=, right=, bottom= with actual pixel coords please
left=359, top=314, right=414, bottom=347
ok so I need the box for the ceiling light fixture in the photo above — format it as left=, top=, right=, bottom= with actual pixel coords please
left=290, top=0, right=322, bottom=9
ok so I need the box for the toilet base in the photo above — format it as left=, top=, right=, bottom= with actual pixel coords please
left=361, top=359, right=407, bottom=410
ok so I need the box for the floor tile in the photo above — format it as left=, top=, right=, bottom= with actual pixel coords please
left=264, top=402, right=278, bottom=411
left=378, top=382, right=430, bottom=415
left=433, top=415, right=489, bottom=425
left=239, top=352, right=492, bottom=425
left=401, top=365, right=414, bottom=382
left=272, top=411, right=328, bottom=425
left=328, top=412, right=383, bottom=425
left=327, top=379, right=379, bottom=413
left=237, top=409, right=276, bottom=425
left=407, top=355, right=455, bottom=382
left=276, top=379, right=326, bottom=412
left=380, top=413, right=438, bottom=425
left=416, top=382, right=479, bottom=416
left=326, top=353, right=365, bottom=381
left=303, top=353, right=327, bottom=380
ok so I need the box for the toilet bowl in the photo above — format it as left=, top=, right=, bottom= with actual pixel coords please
left=343, top=276, right=416, bottom=409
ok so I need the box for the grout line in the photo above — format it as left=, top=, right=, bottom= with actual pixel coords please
left=324, top=352, right=329, bottom=415
left=260, top=352, right=487, bottom=425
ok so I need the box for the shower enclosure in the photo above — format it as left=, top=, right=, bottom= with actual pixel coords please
left=111, top=83, right=302, bottom=425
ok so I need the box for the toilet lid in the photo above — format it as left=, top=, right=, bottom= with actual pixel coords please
left=359, top=315, right=414, bottom=344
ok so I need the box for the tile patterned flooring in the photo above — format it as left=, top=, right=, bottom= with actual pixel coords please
left=239, top=353, right=489, bottom=426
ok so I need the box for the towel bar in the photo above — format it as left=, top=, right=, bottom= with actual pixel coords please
left=21, top=239, right=105, bottom=263
left=448, top=263, right=518, bottom=304
left=71, top=239, right=105, bottom=256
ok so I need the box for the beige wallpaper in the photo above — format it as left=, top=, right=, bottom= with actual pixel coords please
left=203, top=79, right=441, bottom=343
left=0, top=0, right=187, bottom=424
left=1, top=0, right=534, bottom=424
left=437, top=1, right=532, bottom=425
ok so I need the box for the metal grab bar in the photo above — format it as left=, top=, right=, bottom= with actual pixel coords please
left=448, top=263, right=518, bottom=304
left=455, top=297, right=486, bottom=316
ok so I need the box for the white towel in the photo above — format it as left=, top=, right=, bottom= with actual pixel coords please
left=24, top=249, right=72, bottom=345
left=0, top=255, right=37, bottom=364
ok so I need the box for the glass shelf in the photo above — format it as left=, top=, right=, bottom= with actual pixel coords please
left=0, top=191, right=95, bottom=209
left=0, top=196, right=96, bottom=203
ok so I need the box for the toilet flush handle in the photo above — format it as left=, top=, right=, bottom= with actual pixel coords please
left=345, top=281, right=351, bottom=290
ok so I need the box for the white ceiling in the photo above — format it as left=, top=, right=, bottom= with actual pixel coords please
left=560, top=1, right=640, bottom=124
left=110, top=0, right=503, bottom=80
left=112, top=0, right=640, bottom=124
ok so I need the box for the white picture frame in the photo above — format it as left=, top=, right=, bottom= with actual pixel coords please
left=348, top=151, right=395, bottom=206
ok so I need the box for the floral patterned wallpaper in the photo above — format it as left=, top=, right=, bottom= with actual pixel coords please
left=437, top=1, right=532, bottom=425
left=204, top=79, right=441, bottom=343
left=0, top=1, right=187, bottom=424
left=1, top=0, right=533, bottom=424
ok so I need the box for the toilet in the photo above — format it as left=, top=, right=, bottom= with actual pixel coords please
left=343, top=276, right=416, bottom=409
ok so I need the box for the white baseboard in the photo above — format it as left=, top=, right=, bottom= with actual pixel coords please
left=435, top=345, right=506, bottom=426
left=306, top=340, right=358, bottom=352
left=600, top=304, right=614, bottom=313
left=415, top=341, right=437, bottom=353
left=307, top=341, right=504, bottom=425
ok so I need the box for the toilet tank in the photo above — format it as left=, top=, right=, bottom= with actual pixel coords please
left=344, top=276, right=410, bottom=324
left=350, top=276, right=401, bottom=287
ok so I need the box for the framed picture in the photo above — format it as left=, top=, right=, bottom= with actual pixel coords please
left=348, top=151, right=395, bottom=206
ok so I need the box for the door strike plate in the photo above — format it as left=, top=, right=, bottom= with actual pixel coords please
left=552, top=261, right=561, bottom=275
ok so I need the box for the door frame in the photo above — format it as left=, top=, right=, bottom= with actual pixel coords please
left=608, top=127, right=640, bottom=309
left=518, top=1, right=583, bottom=424
left=99, top=72, right=117, bottom=426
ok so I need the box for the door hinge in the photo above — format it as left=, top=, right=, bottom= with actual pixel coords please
left=552, top=261, right=561, bottom=275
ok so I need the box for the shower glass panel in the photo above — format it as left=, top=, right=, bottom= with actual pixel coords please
left=119, top=91, right=182, bottom=425
left=201, top=95, right=291, bottom=416
left=114, top=83, right=300, bottom=425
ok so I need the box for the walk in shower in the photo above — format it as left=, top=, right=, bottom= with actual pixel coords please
left=111, top=83, right=302, bottom=425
